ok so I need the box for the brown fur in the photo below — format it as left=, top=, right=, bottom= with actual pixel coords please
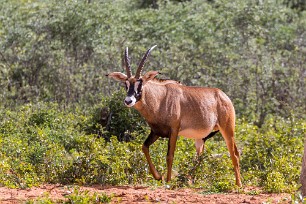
left=136, top=80, right=241, bottom=186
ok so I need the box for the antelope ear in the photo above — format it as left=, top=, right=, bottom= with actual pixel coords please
left=106, top=72, right=127, bottom=82
left=142, top=71, right=160, bottom=84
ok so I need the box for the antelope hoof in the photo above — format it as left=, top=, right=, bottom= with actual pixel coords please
left=153, top=173, right=162, bottom=181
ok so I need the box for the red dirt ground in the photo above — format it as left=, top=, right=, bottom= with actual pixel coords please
left=0, top=185, right=291, bottom=204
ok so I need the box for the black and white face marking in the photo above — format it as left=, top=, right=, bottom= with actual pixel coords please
left=124, top=79, right=143, bottom=107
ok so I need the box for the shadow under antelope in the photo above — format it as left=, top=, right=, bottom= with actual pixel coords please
left=106, top=45, right=242, bottom=187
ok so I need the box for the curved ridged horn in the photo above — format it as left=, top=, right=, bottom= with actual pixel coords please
left=125, top=47, right=132, bottom=78
left=135, top=45, right=157, bottom=79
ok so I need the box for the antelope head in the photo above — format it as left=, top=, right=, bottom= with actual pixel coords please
left=107, top=45, right=160, bottom=107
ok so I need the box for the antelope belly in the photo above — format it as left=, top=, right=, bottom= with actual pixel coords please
left=178, top=128, right=211, bottom=139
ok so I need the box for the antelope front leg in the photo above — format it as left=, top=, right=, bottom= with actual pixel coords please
left=166, top=130, right=178, bottom=182
left=142, top=131, right=162, bottom=180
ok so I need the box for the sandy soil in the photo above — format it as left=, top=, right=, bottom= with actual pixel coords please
left=0, top=185, right=291, bottom=204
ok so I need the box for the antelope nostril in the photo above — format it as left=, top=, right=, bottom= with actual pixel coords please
left=125, top=99, right=132, bottom=105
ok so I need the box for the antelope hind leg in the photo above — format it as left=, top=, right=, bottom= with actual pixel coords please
left=166, top=129, right=179, bottom=182
left=220, top=128, right=242, bottom=187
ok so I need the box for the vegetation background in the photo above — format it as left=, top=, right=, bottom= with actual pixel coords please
left=0, top=0, right=305, bottom=196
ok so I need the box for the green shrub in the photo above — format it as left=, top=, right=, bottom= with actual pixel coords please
left=0, top=101, right=305, bottom=193
left=0, top=0, right=305, bottom=123
left=84, top=89, right=146, bottom=141
left=238, top=117, right=304, bottom=192
left=25, top=188, right=113, bottom=204
left=264, top=171, right=286, bottom=193
left=65, top=187, right=112, bottom=204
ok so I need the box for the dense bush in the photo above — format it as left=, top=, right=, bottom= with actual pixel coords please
left=0, top=0, right=305, bottom=124
left=85, top=89, right=146, bottom=141
left=0, top=101, right=305, bottom=193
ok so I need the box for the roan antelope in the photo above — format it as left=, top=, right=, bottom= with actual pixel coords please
left=106, top=45, right=242, bottom=187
